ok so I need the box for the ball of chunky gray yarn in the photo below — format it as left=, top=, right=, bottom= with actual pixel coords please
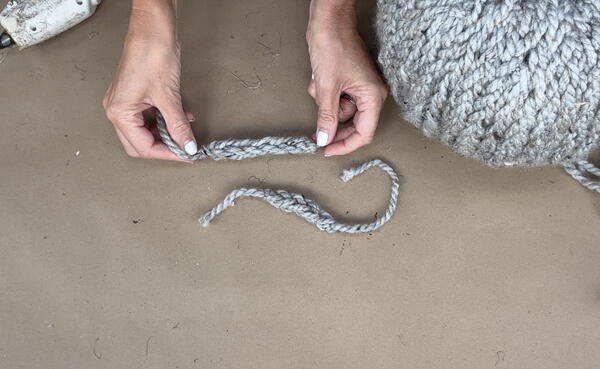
left=376, top=0, right=600, bottom=169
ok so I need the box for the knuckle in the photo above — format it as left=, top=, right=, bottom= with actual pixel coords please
left=318, top=80, right=336, bottom=92
left=104, top=105, right=120, bottom=122
left=363, top=135, right=374, bottom=145
left=168, top=119, right=191, bottom=137
left=363, top=83, right=388, bottom=104
left=317, top=110, right=337, bottom=125
left=379, top=85, right=389, bottom=100
left=161, top=89, right=183, bottom=103
left=102, top=86, right=113, bottom=109
left=104, top=102, right=130, bottom=123
left=137, top=150, right=152, bottom=159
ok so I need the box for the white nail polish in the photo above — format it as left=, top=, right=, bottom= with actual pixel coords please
left=316, top=131, right=328, bottom=147
left=184, top=140, right=198, bottom=155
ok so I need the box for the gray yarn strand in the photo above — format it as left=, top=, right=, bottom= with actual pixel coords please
left=563, top=161, right=600, bottom=193
left=199, top=159, right=400, bottom=233
left=156, top=111, right=400, bottom=233
left=156, top=112, right=317, bottom=161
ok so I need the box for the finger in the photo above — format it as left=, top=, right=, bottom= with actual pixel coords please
left=157, top=98, right=198, bottom=156
left=114, top=127, right=139, bottom=157
left=117, top=116, right=191, bottom=162
left=339, top=95, right=357, bottom=123
left=186, top=111, right=196, bottom=123
left=145, top=111, right=196, bottom=154
left=144, top=108, right=195, bottom=124
left=323, top=131, right=370, bottom=157
left=331, top=126, right=356, bottom=143
left=315, top=83, right=341, bottom=147
left=324, top=101, right=382, bottom=156
left=307, top=80, right=316, bottom=99
left=309, top=85, right=355, bottom=124
left=313, top=126, right=356, bottom=143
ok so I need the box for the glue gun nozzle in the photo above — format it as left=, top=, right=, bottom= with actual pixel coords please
left=0, top=32, right=15, bottom=49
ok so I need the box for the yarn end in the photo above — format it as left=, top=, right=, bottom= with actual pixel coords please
left=340, top=170, right=354, bottom=182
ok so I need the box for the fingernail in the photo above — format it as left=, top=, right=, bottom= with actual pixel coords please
left=324, top=153, right=332, bottom=157
left=184, top=140, right=198, bottom=155
left=316, top=130, right=328, bottom=147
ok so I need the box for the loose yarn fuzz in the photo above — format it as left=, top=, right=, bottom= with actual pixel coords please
left=376, top=0, right=600, bottom=192
left=156, top=112, right=400, bottom=233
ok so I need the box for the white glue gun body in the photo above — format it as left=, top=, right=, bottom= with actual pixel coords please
left=0, top=0, right=101, bottom=49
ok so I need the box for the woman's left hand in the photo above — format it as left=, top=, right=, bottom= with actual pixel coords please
left=306, top=4, right=388, bottom=156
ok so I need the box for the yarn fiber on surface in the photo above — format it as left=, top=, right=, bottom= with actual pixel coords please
left=376, top=0, right=600, bottom=168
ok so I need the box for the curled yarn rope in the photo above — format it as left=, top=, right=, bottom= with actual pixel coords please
left=199, top=159, right=399, bottom=233
left=156, top=112, right=400, bottom=233
left=563, top=161, right=600, bottom=193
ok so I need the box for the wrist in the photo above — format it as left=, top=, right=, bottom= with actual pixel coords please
left=127, top=0, right=178, bottom=45
left=308, top=0, right=357, bottom=37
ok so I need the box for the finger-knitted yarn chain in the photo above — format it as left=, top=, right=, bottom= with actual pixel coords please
left=156, top=111, right=400, bottom=233
left=199, top=159, right=399, bottom=233
left=156, top=112, right=318, bottom=160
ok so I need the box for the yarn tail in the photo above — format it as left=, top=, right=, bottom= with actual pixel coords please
left=563, top=160, right=600, bottom=193
left=199, top=159, right=401, bottom=233
left=198, top=188, right=267, bottom=227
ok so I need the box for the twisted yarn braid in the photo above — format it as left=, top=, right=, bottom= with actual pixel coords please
left=156, top=112, right=400, bottom=233
left=199, top=159, right=400, bottom=233
left=156, top=112, right=318, bottom=160
left=564, top=161, right=600, bottom=192
left=376, top=0, right=600, bottom=192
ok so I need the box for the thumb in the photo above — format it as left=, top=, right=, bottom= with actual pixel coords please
left=315, top=84, right=341, bottom=147
left=157, top=99, right=197, bottom=155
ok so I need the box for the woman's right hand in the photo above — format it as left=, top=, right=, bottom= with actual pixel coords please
left=103, top=1, right=197, bottom=161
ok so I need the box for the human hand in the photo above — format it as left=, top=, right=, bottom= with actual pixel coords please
left=307, top=2, right=388, bottom=156
left=103, top=2, right=197, bottom=161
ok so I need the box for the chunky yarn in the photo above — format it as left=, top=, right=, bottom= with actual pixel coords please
left=156, top=114, right=318, bottom=161
left=156, top=112, right=400, bottom=233
left=376, top=0, right=600, bottom=191
left=199, top=159, right=400, bottom=233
